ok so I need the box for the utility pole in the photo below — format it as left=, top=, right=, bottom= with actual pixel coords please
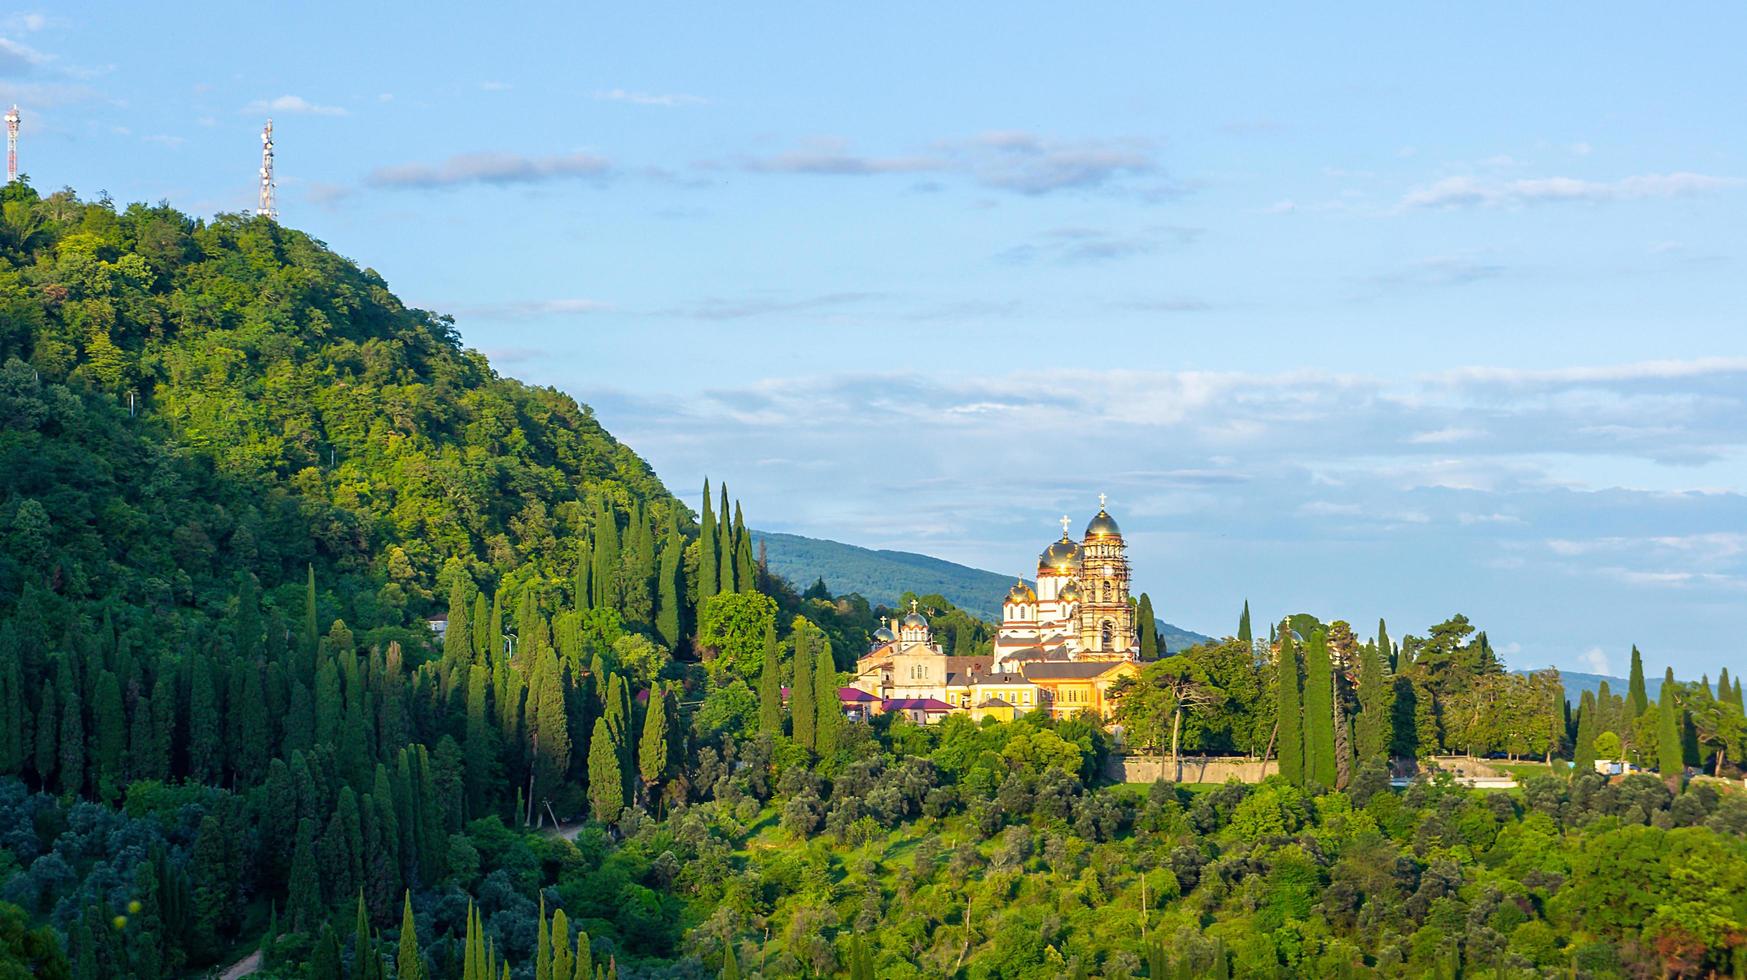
left=5, top=105, right=19, bottom=183
left=256, top=119, right=276, bottom=219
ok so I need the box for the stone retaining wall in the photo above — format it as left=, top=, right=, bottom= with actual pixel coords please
left=1105, top=755, right=1273, bottom=784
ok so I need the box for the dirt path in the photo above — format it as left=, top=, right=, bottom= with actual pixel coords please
left=219, top=948, right=262, bottom=980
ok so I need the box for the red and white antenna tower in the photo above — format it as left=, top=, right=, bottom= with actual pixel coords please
left=5, top=105, right=19, bottom=184
left=256, top=118, right=276, bottom=220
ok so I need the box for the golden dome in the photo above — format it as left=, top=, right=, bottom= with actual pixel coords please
left=1084, top=508, right=1121, bottom=538
left=1038, top=535, right=1081, bottom=572
left=1059, top=580, right=1081, bottom=601
left=1007, top=580, right=1036, bottom=603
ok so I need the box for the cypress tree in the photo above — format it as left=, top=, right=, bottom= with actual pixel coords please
left=655, top=535, right=682, bottom=651
left=1628, top=645, right=1649, bottom=719
left=488, top=593, right=505, bottom=668
left=1136, top=593, right=1159, bottom=661
left=722, top=943, right=741, bottom=980
left=592, top=498, right=620, bottom=612
left=445, top=581, right=472, bottom=672
left=1719, top=667, right=1733, bottom=707
left=529, top=650, right=571, bottom=814
left=699, top=480, right=719, bottom=602
left=235, top=664, right=270, bottom=786
left=92, top=669, right=124, bottom=799
left=310, top=924, right=342, bottom=980
left=301, top=564, right=319, bottom=672
left=757, top=619, right=782, bottom=735
left=464, top=665, right=495, bottom=818
left=0, top=628, right=23, bottom=776
left=732, top=501, right=755, bottom=593
left=587, top=716, right=622, bottom=822
left=1237, top=601, right=1252, bottom=647
left=314, top=655, right=342, bottom=748
left=1377, top=618, right=1393, bottom=673
left=33, top=672, right=55, bottom=789
left=1735, top=677, right=1744, bottom=711
left=1303, top=629, right=1336, bottom=788
left=1275, top=626, right=1304, bottom=788
left=287, top=817, right=322, bottom=933
left=149, top=670, right=176, bottom=780
left=716, top=484, right=734, bottom=593
left=552, top=907, right=573, bottom=980
left=792, top=627, right=816, bottom=751
left=472, top=592, right=491, bottom=665
left=397, top=891, right=422, bottom=980
left=638, top=685, right=668, bottom=797
left=1355, top=639, right=1392, bottom=770
left=188, top=656, right=222, bottom=782
left=536, top=897, right=552, bottom=980
left=1657, top=667, right=1684, bottom=788
left=1572, top=690, right=1598, bottom=775
left=573, top=928, right=593, bottom=980
left=813, top=643, right=841, bottom=758
left=56, top=657, right=83, bottom=796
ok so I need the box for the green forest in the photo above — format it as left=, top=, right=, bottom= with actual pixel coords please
left=3, top=183, right=1747, bottom=978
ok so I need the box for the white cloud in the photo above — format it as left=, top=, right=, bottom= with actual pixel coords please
left=1402, top=171, right=1741, bottom=209
left=737, top=130, right=1162, bottom=196
left=0, top=35, right=49, bottom=73
left=1580, top=647, right=1613, bottom=675
left=1409, top=426, right=1487, bottom=445
left=367, top=151, right=611, bottom=188
left=450, top=298, right=612, bottom=319
left=592, top=88, right=707, bottom=107
left=244, top=94, right=348, bottom=117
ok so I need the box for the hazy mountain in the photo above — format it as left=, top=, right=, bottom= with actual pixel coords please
left=753, top=529, right=1216, bottom=652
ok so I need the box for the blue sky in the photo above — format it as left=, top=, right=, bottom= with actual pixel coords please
left=13, top=4, right=1747, bottom=678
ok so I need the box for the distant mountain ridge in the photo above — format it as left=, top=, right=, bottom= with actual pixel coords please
left=753, top=529, right=1215, bottom=652
left=1516, top=669, right=1660, bottom=702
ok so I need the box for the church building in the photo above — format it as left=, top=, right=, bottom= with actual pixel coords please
left=846, top=499, right=1144, bottom=723
left=992, top=497, right=1139, bottom=671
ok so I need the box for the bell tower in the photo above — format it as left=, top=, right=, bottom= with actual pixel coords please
left=1076, top=494, right=1136, bottom=657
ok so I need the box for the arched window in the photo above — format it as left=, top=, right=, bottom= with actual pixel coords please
left=1100, top=621, right=1113, bottom=650
left=1101, top=581, right=1111, bottom=603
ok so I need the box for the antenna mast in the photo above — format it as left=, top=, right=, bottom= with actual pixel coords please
left=5, top=105, right=18, bottom=184
left=256, top=118, right=276, bottom=219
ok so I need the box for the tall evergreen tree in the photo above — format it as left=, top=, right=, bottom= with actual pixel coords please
left=463, top=665, right=496, bottom=819
left=472, top=592, right=491, bottom=665
left=528, top=650, right=571, bottom=818
left=1237, top=601, right=1252, bottom=647
left=1355, top=639, right=1392, bottom=771
left=1303, top=629, right=1337, bottom=788
left=33, top=671, right=56, bottom=789
left=1377, top=618, right=1393, bottom=672
left=792, top=627, right=816, bottom=751
left=445, top=581, right=472, bottom=671
left=287, top=817, right=322, bottom=933
left=698, top=479, right=719, bottom=603
left=1136, top=593, right=1159, bottom=661
left=91, top=669, right=124, bottom=799
left=1657, top=667, right=1685, bottom=788
left=655, top=534, right=682, bottom=650
left=592, top=497, right=620, bottom=612
left=56, top=657, right=84, bottom=797
left=716, top=484, right=734, bottom=593
left=587, top=716, right=622, bottom=822
left=1572, top=689, right=1598, bottom=775
left=757, top=619, right=782, bottom=736
left=536, top=897, right=552, bottom=980
left=813, top=643, right=841, bottom=758
left=304, top=564, right=320, bottom=675
left=1627, top=645, right=1649, bottom=719
left=0, top=628, right=22, bottom=776
left=732, top=501, right=755, bottom=594
left=397, top=891, right=423, bottom=980
left=1275, top=626, right=1305, bottom=788
left=638, top=685, right=668, bottom=798
left=488, top=594, right=505, bottom=667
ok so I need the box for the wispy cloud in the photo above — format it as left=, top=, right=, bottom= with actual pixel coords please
left=450, top=298, right=611, bottom=319
left=367, top=151, right=612, bottom=189
left=1368, top=255, right=1508, bottom=289
left=735, top=130, right=1163, bottom=196
left=0, top=35, right=49, bottom=74
left=1402, top=172, right=1741, bottom=209
left=662, top=291, right=879, bottom=321
left=244, top=94, right=348, bottom=117
left=593, top=88, right=707, bottom=107
left=1000, top=225, right=1199, bottom=265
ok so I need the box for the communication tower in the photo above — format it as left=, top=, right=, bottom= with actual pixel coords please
left=256, top=119, right=276, bottom=219
left=5, top=105, right=19, bottom=184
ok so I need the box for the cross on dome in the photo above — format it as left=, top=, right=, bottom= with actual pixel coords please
left=1059, top=514, right=1071, bottom=535
left=910, top=598, right=918, bottom=613
left=1098, top=492, right=1107, bottom=509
